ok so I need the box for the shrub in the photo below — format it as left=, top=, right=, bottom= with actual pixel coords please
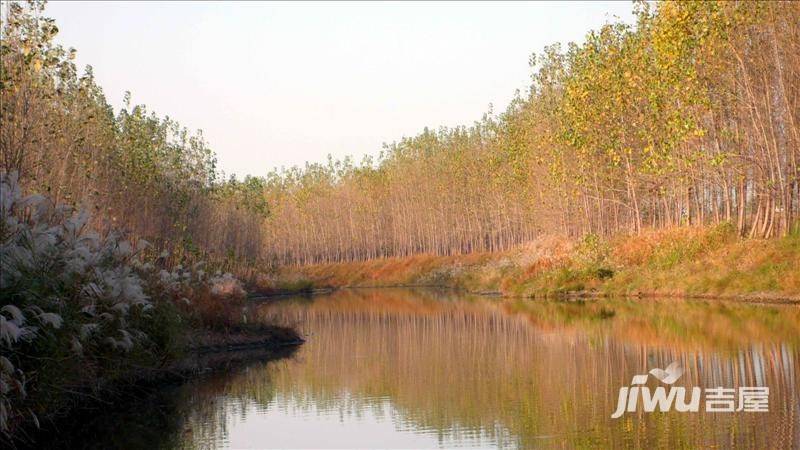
left=575, top=233, right=610, bottom=267
left=0, top=172, right=247, bottom=439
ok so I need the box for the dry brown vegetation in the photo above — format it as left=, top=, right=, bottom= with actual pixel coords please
left=271, top=225, right=800, bottom=301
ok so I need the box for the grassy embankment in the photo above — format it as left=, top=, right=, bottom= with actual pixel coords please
left=262, top=224, right=800, bottom=303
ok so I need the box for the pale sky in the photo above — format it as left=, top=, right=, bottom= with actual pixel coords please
left=46, top=1, right=636, bottom=178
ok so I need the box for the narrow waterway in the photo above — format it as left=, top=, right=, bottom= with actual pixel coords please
left=54, top=288, right=800, bottom=449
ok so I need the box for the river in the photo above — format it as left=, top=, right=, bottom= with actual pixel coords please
left=49, top=288, right=800, bottom=449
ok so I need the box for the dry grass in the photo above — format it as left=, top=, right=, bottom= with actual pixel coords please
left=600, top=225, right=800, bottom=298
left=274, top=225, right=800, bottom=301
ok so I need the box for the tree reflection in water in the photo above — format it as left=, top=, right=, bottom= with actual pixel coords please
left=50, top=289, right=800, bottom=449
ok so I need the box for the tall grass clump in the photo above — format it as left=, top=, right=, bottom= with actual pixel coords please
left=0, top=172, right=246, bottom=441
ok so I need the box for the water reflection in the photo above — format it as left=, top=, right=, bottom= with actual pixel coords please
left=177, top=289, right=800, bottom=449
left=54, top=289, right=800, bottom=449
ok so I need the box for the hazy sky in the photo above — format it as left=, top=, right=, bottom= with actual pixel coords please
left=47, top=1, right=635, bottom=178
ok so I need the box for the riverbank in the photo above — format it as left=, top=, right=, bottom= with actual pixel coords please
left=262, top=225, right=800, bottom=303
left=0, top=174, right=305, bottom=446
left=19, top=326, right=303, bottom=450
left=10, top=322, right=302, bottom=448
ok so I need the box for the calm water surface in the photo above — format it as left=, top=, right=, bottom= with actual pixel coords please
left=65, top=289, right=800, bottom=449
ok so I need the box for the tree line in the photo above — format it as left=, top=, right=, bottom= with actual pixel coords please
left=260, top=2, right=799, bottom=264
left=2, top=1, right=799, bottom=267
left=1, top=1, right=267, bottom=270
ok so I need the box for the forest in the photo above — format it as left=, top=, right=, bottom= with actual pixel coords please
left=257, top=1, right=799, bottom=264
left=3, top=2, right=799, bottom=268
